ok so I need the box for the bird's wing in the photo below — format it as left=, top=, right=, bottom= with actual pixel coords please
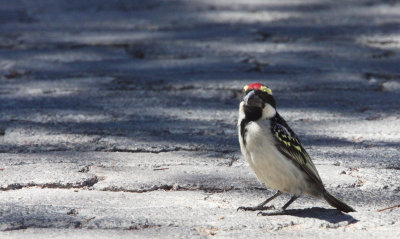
left=271, top=120, right=322, bottom=185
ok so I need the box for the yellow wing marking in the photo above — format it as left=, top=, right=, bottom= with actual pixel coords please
left=275, top=132, right=291, bottom=146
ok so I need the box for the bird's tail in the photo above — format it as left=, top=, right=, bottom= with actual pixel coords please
left=323, top=191, right=356, bottom=213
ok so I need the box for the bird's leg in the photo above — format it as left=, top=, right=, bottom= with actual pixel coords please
left=282, top=195, right=298, bottom=210
left=258, top=195, right=299, bottom=216
left=237, top=191, right=282, bottom=211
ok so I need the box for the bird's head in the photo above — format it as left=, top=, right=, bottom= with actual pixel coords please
left=240, top=83, right=276, bottom=121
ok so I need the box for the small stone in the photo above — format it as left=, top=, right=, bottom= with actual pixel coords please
left=382, top=81, right=400, bottom=92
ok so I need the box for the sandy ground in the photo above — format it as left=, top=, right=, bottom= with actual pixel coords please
left=0, top=0, right=400, bottom=238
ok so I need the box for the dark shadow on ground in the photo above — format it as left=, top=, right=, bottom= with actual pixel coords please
left=260, top=207, right=358, bottom=224
left=0, top=0, right=399, bottom=162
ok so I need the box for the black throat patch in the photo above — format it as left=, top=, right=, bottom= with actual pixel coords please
left=240, top=106, right=262, bottom=146
left=244, top=106, right=262, bottom=121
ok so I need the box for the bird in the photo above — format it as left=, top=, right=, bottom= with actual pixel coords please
left=237, top=83, right=355, bottom=214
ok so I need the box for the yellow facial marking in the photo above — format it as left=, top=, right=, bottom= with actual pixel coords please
left=243, top=85, right=249, bottom=91
left=260, top=86, right=272, bottom=95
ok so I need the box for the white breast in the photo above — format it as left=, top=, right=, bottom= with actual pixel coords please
left=238, top=119, right=307, bottom=196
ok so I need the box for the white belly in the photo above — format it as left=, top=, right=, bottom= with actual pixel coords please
left=239, top=121, right=307, bottom=196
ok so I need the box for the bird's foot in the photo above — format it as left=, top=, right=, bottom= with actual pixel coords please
left=237, top=205, right=275, bottom=212
left=257, top=209, right=286, bottom=216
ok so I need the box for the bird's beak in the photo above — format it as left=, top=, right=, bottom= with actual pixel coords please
left=243, top=91, right=263, bottom=107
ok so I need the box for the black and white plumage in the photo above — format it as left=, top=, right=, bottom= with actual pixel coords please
left=237, top=83, right=355, bottom=213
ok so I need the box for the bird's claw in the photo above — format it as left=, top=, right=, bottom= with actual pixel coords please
left=237, top=205, right=275, bottom=212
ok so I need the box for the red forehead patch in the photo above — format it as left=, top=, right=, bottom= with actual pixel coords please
left=246, top=83, right=265, bottom=90
left=243, top=83, right=272, bottom=94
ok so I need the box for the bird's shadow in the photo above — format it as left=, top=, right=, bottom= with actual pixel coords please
left=260, top=207, right=358, bottom=224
